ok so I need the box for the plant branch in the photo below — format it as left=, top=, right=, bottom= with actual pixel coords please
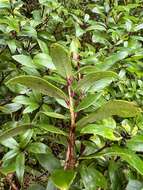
left=64, top=79, right=76, bottom=170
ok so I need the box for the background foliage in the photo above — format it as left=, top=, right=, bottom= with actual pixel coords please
left=0, top=0, right=143, bottom=189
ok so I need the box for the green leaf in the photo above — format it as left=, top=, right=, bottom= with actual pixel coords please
left=37, top=39, right=49, bottom=54
left=1, top=138, right=19, bottom=149
left=38, top=124, right=68, bottom=136
left=109, top=161, right=124, bottom=190
left=36, top=153, right=61, bottom=172
left=77, top=100, right=141, bottom=127
left=0, top=124, right=31, bottom=142
left=126, top=135, right=143, bottom=152
left=16, top=153, right=25, bottom=185
left=28, top=184, right=45, bottom=190
left=27, top=142, right=51, bottom=154
left=2, top=103, right=22, bottom=114
left=81, top=146, right=143, bottom=175
left=19, top=129, right=33, bottom=148
left=6, top=75, right=68, bottom=100
left=12, top=55, right=35, bottom=68
left=80, top=124, right=121, bottom=141
left=126, top=179, right=143, bottom=190
left=33, top=53, right=55, bottom=69
left=50, top=43, right=73, bottom=78
left=3, top=149, right=19, bottom=162
left=42, top=111, right=68, bottom=119
left=51, top=169, right=76, bottom=190
left=75, top=93, right=102, bottom=112
left=80, top=165, right=107, bottom=190
left=76, top=71, right=118, bottom=92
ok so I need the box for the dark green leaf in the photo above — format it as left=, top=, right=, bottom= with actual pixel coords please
left=0, top=124, right=31, bottom=142
left=38, top=124, right=68, bottom=136
left=16, top=153, right=25, bottom=184
left=77, top=100, right=141, bottom=127
left=81, top=146, right=143, bottom=175
left=50, top=43, right=73, bottom=78
left=76, top=71, right=118, bottom=92
left=6, top=75, right=68, bottom=100
left=80, top=165, right=107, bottom=190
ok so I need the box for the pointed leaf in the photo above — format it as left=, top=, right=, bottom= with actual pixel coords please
left=0, top=124, right=31, bottom=142
left=42, top=111, right=68, bottom=119
left=50, top=43, right=73, bottom=78
left=80, top=146, right=143, bottom=175
left=1, top=138, right=19, bottom=149
left=76, top=71, right=118, bottom=92
left=51, top=169, right=76, bottom=190
left=38, top=124, right=68, bottom=136
left=27, top=142, right=51, bottom=154
left=75, top=93, right=102, bottom=112
left=6, top=75, right=68, bottom=100
left=80, top=165, right=107, bottom=190
left=16, top=153, right=25, bottom=185
left=80, top=124, right=121, bottom=141
left=127, top=135, right=143, bottom=152
left=36, top=153, right=61, bottom=172
left=77, top=100, right=141, bottom=127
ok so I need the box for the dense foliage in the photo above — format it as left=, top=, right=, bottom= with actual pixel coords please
left=0, top=0, right=143, bottom=189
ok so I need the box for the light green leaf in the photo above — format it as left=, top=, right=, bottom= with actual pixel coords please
left=16, top=153, right=25, bottom=184
left=80, top=124, right=121, bottom=141
left=12, top=55, right=35, bottom=68
left=1, top=138, right=19, bottom=149
left=19, top=129, right=33, bottom=148
left=75, top=93, right=102, bottom=112
left=33, top=53, right=55, bottom=69
left=127, top=135, right=143, bottom=152
left=126, top=179, right=143, bottom=190
left=6, top=75, right=68, bottom=100
left=2, top=149, right=19, bottom=162
left=50, top=43, right=73, bottom=78
left=80, top=165, right=107, bottom=190
left=38, top=124, right=68, bottom=136
left=51, top=169, right=76, bottom=190
left=27, top=142, right=51, bottom=154
left=42, top=111, right=68, bottom=119
left=76, top=71, right=118, bottom=92
left=37, top=39, right=49, bottom=54
left=77, top=100, right=141, bottom=127
left=80, top=146, right=143, bottom=175
left=0, top=124, right=31, bottom=142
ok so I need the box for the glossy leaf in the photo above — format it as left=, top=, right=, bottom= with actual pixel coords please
left=36, top=153, right=61, bottom=172
left=16, top=153, right=25, bottom=184
left=50, top=43, right=73, bottom=78
left=38, top=124, right=68, bottom=136
left=42, top=111, right=68, bottom=119
left=1, top=138, right=19, bottom=149
left=27, top=142, right=51, bottom=154
left=81, top=146, right=143, bottom=175
left=6, top=75, right=68, bottom=100
left=127, top=134, right=143, bottom=152
left=33, top=53, right=55, bottom=69
left=80, top=165, right=107, bottom=190
left=75, top=93, right=102, bottom=112
left=0, top=124, right=31, bottom=142
left=51, top=169, right=76, bottom=190
left=76, top=71, right=118, bottom=92
left=80, top=124, right=121, bottom=141
left=77, top=100, right=141, bottom=127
